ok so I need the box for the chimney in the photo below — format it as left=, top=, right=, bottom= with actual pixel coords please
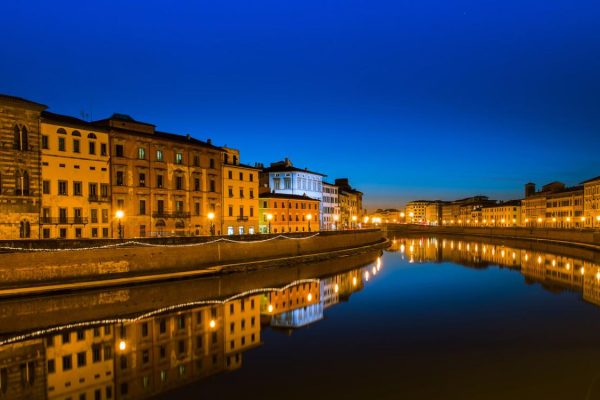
left=207, top=138, right=212, bottom=145
left=525, top=182, right=536, bottom=198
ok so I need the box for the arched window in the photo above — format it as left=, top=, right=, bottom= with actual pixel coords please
left=175, top=220, right=185, bottom=229
left=87, top=133, right=97, bottom=139
left=15, top=170, right=29, bottom=196
left=72, top=130, right=81, bottom=137
left=21, top=126, right=28, bottom=151
left=19, top=220, right=30, bottom=238
left=57, top=128, right=67, bottom=135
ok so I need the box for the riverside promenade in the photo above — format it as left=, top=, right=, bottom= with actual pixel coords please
left=0, top=229, right=387, bottom=297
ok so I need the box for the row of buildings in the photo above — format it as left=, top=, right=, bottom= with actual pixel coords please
left=0, top=94, right=364, bottom=240
left=374, top=177, right=600, bottom=229
left=0, top=265, right=374, bottom=399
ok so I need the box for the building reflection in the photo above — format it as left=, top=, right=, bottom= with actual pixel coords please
left=390, top=236, right=600, bottom=306
left=0, top=260, right=381, bottom=400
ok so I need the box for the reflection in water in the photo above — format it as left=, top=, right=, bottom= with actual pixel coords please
left=389, top=236, right=600, bottom=306
left=0, top=259, right=380, bottom=400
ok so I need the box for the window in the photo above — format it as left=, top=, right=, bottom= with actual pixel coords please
left=175, top=200, right=184, bottom=212
left=14, top=125, right=28, bottom=151
left=89, top=182, right=98, bottom=198
left=194, top=178, right=200, bottom=191
left=210, top=179, right=215, bottom=192
left=19, top=221, right=30, bottom=238
left=157, top=174, right=163, bottom=188
left=142, top=350, right=150, bottom=364
left=193, top=154, right=199, bottom=166
left=210, top=158, right=215, bottom=168
left=73, top=181, right=82, bottom=196
left=239, top=172, right=243, bottom=180
left=228, top=187, right=233, bottom=197
left=195, top=202, right=200, bottom=216
left=140, top=225, right=146, bottom=237
left=100, top=143, right=107, bottom=156
left=250, top=189, right=254, bottom=199
left=175, top=153, right=183, bottom=164
left=240, top=188, right=244, bottom=198
left=139, top=173, right=146, bottom=187
left=156, top=149, right=163, bottom=161
left=58, top=180, right=68, bottom=195
left=73, top=139, right=80, bottom=153
left=47, top=359, right=55, bottom=374
left=157, top=200, right=164, bottom=214
left=139, top=200, right=146, bottom=215
left=89, top=141, right=96, bottom=155
left=43, top=180, right=50, bottom=194
left=58, top=136, right=66, bottom=151
left=102, top=209, right=109, bottom=223
left=77, top=352, right=86, bottom=367
left=228, top=171, right=233, bottom=179
left=228, top=206, right=233, bottom=217
left=100, top=183, right=109, bottom=198
left=41, top=135, right=49, bottom=149
left=59, top=208, right=68, bottom=224
left=249, top=173, right=254, bottom=182
left=116, top=171, right=124, bottom=186
left=138, top=147, right=145, bottom=159
left=62, top=355, right=73, bottom=371
left=142, top=322, right=149, bottom=337
left=175, top=176, right=183, bottom=190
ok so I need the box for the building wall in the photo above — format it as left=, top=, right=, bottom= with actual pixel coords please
left=322, top=182, right=340, bottom=230
left=258, top=196, right=320, bottom=233
left=339, top=191, right=361, bottom=228
left=481, top=204, right=521, bottom=227
left=405, top=201, right=428, bottom=224
left=108, top=129, right=223, bottom=238
left=222, top=148, right=260, bottom=235
left=545, top=190, right=584, bottom=228
left=223, top=295, right=261, bottom=371
left=0, top=97, right=45, bottom=239
left=0, top=339, right=46, bottom=400
left=40, top=120, right=111, bottom=239
left=584, top=177, right=600, bottom=229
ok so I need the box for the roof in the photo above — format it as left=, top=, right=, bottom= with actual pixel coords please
left=92, top=113, right=156, bottom=127
left=581, top=175, right=600, bottom=184
left=262, top=164, right=327, bottom=177
left=481, top=200, right=522, bottom=209
left=41, top=111, right=109, bottom=131
left=153, top=131, right=223, bottom=150
left=259, top=192, right=320, bottom=201
left=0, top=94, right=47, bottom=110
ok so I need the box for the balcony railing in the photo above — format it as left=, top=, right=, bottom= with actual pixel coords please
left=88, top=195, right=111, bottom=202
left=40, top=217, right=88, bottom=225
left=237, top=216, right=249, bottom=222
left=152, top=211, right=191, bottom=219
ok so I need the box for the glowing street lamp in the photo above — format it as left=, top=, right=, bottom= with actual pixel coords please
left=118, top=340, right=127, bottom=351
left=266, top=213, right=273, bottom=234
left=307, top=213, right=313, bottom=232
left=352, top=215, right=358, bottom=229
left=207, top=212, right=215, bottom=236
left=115, top=210, right=124, bottom=239
left=333, top=214, right=339, bottom=231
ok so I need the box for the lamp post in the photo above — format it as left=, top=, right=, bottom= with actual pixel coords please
left=115, top=210, right=124, bottom=239
left=333, top=214, right=339, bottom=231
left=307, top=213, right=312, bottom=232
left=352, top=215, right=357, bottom=230
left=266, top=213, right=273, bottom=234
left=208, top=212, right=215, bottom=236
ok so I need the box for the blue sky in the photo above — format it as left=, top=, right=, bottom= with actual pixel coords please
left=2, top=0, right=599, bottom=209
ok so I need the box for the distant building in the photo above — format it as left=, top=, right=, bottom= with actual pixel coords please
left=321, top=182, right=340, bottom=230
left=441, top=196, right=495, bottom=225
left=481, top=200, right=522, bottom=227
left=582, top=176, right=600, bottom=228
left=258, top=192, right=320, bottom=234
left=521, top=182, right=584, bottom=228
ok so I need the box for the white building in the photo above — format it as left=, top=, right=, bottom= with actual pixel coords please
left=322, top=182, right=340, bottom=230
left=260, top=158, right=326, bottom=225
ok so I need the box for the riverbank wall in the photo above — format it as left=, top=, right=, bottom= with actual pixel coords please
left=0, top=230, right=386, bottom=292
left=384, top=225, right=600, bottom=250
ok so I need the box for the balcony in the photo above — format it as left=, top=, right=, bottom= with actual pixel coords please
left=88, top=195, right=111, bottom=203
left=237, top=216, right=249, bottom=222
left=152, top=211, right=191, bottom=219
left=40, top=217, right=88, bottom=225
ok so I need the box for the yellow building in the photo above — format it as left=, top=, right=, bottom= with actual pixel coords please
left=259, top=193, right=320, bottom=233
left=335, top=178, right=363, bottom=229
left=405, top=201, right=428, bottom=224
left=222, top=147, right=260, bottom=235
left=480, top=200, right=521, bottom=227
left=582, top=176, right=600, bottom=229
left=521, top=182, right=564, bottom=227
left=545, top=186, right=584, bottom=228
left=92, top=114, right=223, bottom=238
left=45, top=327, right=115, bottom=400
left=0, top=338, right=46, bottom=399
left=39, top=113, right=111, bottom=239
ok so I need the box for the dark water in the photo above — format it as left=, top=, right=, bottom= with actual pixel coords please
left=1, top=236, right=600, bottom=400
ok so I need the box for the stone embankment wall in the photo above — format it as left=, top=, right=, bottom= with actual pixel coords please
left=0, top=230, right=385, bottom=288
left=384, top=225, right=600, bottom=248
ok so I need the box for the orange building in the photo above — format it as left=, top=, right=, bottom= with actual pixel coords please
left=258, top=193, right=320, bottom=234
left=92, top=114, right=223, bottom=238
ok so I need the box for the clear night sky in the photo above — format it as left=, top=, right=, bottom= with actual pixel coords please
left=2, top=0, right=599, bottom=209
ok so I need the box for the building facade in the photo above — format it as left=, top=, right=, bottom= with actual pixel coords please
left=258, top=193, right=320, bottom=234
left=93, top=114, right=223, bottom=238
left=335, top=178, right=363, bottom=229
left=221, top=148, right=260, bottom=235
left=582, top=176, right=600, bottom=229
left=0, top=95, right=46, bottom=239
left=481, top=200, right=521, bottom=227
left=39, top=113, right=112, bottom=239
left=321, top=182, right=339, bottom=230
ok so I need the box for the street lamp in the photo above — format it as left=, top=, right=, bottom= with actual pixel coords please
left=333, top=214, right=339, bottom=231
left=307, top=213, right=312, bottom=232
left=115, top=210, right=124, bottom=239
left=266, top=213, right=273, bottom=234
left=596, top=215, right=600, bottom=229
left=352, top=215, right=357, bottom=229
left=207, top=212, right=215, bottom=236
